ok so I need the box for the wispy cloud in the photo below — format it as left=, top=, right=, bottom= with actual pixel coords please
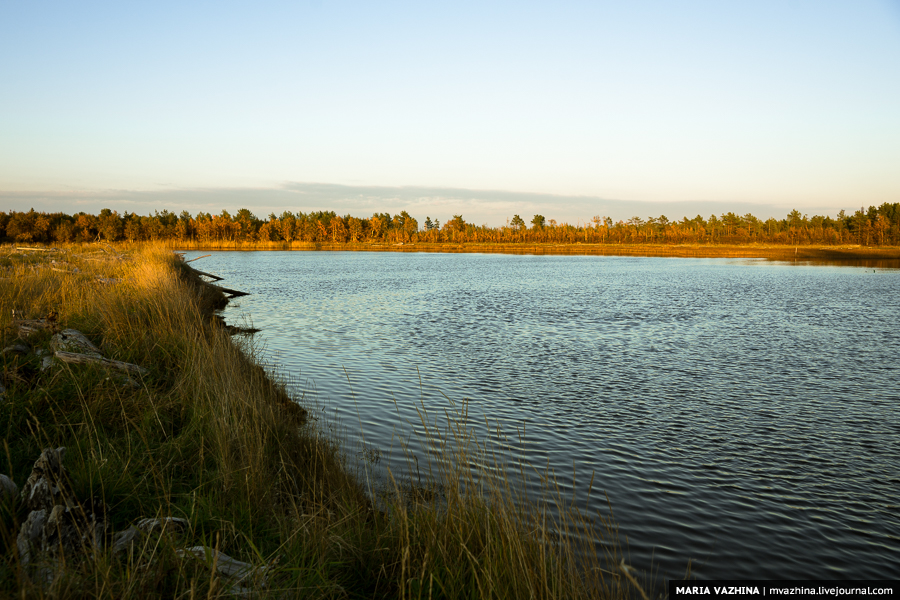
left=2, top=182, right=836, bottom=226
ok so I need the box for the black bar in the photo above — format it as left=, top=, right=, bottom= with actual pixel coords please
left=669, top=581, right=898, bottom=600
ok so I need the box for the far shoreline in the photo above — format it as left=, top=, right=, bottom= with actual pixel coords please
left=169, top=241, right=900, bottom=262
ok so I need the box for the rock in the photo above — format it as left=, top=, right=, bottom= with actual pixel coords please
left=0, top=474, right=18, bottom=502
left=20, top=447, right=69, bottom=512
left=43, top=500, right=106, bottom=559
left=17, top=508, right=47, bottom=566
left=50, top=329, right=102, bottom=358
left=17, top=501, right=107, bottom=567
left=16, top=449, right=107, bottom=569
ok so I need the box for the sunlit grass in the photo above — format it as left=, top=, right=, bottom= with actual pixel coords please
left=0, top=242, right=651, bottom=598
left=169, top=238, right=900, bottom=263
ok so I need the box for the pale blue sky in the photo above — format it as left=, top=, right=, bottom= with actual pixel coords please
left=2, top=1, right=898, bottom=224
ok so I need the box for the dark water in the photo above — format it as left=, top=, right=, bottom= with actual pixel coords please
left=184, top=251, right=900, bottom=581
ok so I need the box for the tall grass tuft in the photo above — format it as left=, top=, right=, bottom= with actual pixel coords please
left=373, top=395, right=638, bottom=600
left=0, top=243, right=649, bottom=598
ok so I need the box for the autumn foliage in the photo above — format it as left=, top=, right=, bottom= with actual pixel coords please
left=4, top=203, right=900, bottom=246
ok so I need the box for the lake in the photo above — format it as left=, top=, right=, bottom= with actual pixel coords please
left=183, top=250, right=900, bottom=581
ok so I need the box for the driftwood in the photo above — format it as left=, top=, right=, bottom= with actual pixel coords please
left=227, top=326, right=260, bottom=336
left=187, top=267, right=223, bottom=282
left=51, top=329, right=102, bottom=357
left=54, top=351, right=149, bottom=376
left=2, top=343, right=30, bottom=355
left=178, top=546, right=272, bottom=585
left=112, top=517, right=189, bottom=554
left=97, top=243, right=123, bottom=258
left=16, top=319, right=56, bottom=336
left=181, top=255, right=242, bottom=294
left=206, top=283, right=250, bottom=298
left=17, top=247, right=59, bottom=252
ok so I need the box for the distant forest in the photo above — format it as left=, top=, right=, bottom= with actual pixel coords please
left=3, top=203, right=900, bottom=246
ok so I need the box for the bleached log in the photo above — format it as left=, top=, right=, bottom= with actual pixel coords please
left=178, top=546, right=270, bottom=584
left=188, top=267, right=224, bottom=282
left=51, top=329, right=102, bottom=357
left=16, top=319, right=54, bottom=335
left=185, top=254, right=211, bottom=263
left=137, top=517, right=189, bottom=534
left=53, top=351, right=149, bottom=376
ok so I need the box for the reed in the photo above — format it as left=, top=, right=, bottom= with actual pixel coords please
left=0, top=243, right=652, bottom=598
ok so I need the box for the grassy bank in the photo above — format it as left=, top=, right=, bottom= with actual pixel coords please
left=0, top=243, right=642, bottom=599
left=169, top=240, right=900, bottom=262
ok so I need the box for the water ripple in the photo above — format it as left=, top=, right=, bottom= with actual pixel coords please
left=187, top=251, right=900, bottom=581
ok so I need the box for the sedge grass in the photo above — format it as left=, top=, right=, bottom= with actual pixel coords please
left=168, top=238, right=900, bottom=263
left=0, top=242, right=655, bottom=599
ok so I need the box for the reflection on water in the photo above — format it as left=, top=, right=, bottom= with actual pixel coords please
left=762, top=258, right=900, bottom=269
left=185, top=251, right=900, bottom=581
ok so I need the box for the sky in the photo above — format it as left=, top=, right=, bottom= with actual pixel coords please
left=1, top=1, right=899, bottom=226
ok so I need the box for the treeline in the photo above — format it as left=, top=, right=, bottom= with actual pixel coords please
left=3, top=203, right=900, bottom=246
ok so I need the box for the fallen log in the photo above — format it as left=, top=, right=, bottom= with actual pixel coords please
left=206, top=283, right=249, bottom=298
left=178, top=546, right=271, bottom=585
left=186, top=266, right=224, bottom=282
left=16, top=319, right=55, bottom=335
left=226, top=325, right=260, bottom=335
left=53, top=351, right=149, bottom=376
left=185, top=254, right=211, bottom=263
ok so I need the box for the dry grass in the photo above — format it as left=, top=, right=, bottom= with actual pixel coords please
left=0, top=242, right=652, bottom=599
left=170, top=239, right=900, bottom=263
